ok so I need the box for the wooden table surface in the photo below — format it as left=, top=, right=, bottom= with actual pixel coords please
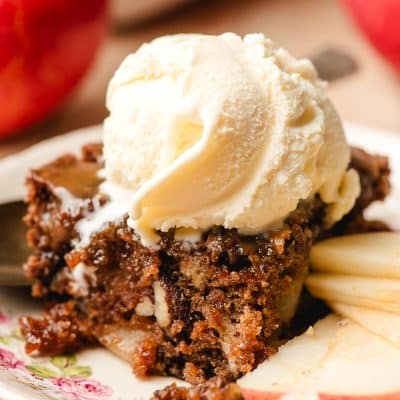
left=1, top=0, right=399, bottom=158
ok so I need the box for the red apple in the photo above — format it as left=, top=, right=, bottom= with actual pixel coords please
left=0, top=0, right=107, bottom=137
left=343, top=0, right=400, bottom=69
left=241, top=391, right=280, bottom=400
left=242, top=389, right=400, bottom=399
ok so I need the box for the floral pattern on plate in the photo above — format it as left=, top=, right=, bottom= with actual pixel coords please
left=0, top=288, right=183, bottom=400
left=0, top=310, right=9, bottom=325
left=0, top=308, right=112, bottom=400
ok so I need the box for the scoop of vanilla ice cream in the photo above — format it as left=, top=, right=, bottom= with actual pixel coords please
left=103, top=33, right=360, bottom=246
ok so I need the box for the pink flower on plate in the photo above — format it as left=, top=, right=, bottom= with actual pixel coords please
left=0, top=310, right=9, bottom=324
left=52, top=377, right=112, bottom=400
left=0, top=348, right=24, bottom=369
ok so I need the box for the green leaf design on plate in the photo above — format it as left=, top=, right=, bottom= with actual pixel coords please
left=26, top=365, right=60, bottom=379
left=11, top=327, right=24, bottom=341
left=63, top=365, right=92, bottom=378
left=50, top=354, right=77, bottom=370
left=0, top=336, right=11, bottom=345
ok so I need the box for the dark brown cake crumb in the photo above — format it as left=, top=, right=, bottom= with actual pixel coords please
left=19, top=301, right=96, bottom=355
left=351, top=147, right=391, bottom=208
left=151, top=377, right=243, bottom=400
left=327, top=147, right=391, bottom=236
left=23, top=145, right=106, bottom=297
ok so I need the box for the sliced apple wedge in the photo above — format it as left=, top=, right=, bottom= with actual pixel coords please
left=238, top=315, right=339, bottom=394
left=306, top=274, right=400, bottom=314
left=330, top=303, right=400, bottom=349
left=239, top=315, right=400, bottom=398
left=310, top=232, right=400, bottom=279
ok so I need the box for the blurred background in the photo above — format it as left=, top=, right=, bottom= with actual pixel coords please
left=1, top=0, right=400, bottom=158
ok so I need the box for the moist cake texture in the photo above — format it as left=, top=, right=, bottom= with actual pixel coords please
left=20, top=144, right=390, bottom=386
left=150, top=377, right=243, bottom=400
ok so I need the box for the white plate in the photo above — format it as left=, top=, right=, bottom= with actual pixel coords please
left=0, top=122, right=399, bottom=400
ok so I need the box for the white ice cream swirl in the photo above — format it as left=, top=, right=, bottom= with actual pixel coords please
left=103, top=33, right=360, bottom=245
